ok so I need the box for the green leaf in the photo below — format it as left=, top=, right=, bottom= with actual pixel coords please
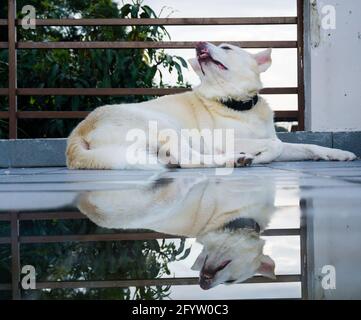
left=178, top=247, right=191, bottom=260
left=120, top=4, right=132, bottom=17
left=141, top=5, right=157, bottom=18
left=174, top=63, right=184, bottom=83
left=130, top=4, right=140, bottom=18
left=175, top=56, right=188, bottom=69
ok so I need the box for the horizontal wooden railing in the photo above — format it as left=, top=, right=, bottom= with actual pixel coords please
left=0, top=275, right=301, bottom=292
left=0, top=17, right=298, bottom=26
left=0, top=87, right=299, bottom=95
left=0, top=110, right=299, bottom=120
left=0, top=228, right=300, bottom=244
left=0, top=40, right=298, bottom=49
left=0, top=87, right=299, bottom=120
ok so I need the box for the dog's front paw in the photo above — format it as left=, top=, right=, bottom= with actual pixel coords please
left=228, top=152, right=254, bottom=167
left=315, top=149, right=357, bottom=161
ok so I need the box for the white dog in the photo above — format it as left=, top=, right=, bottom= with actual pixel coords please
left=66, top=42, right=356, bottom=169
left=77, top=173, right=276, bottom=289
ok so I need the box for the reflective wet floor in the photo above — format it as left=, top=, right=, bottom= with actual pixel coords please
left=1, top=161, right=361, bottom=300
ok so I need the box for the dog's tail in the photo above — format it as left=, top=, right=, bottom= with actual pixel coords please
left=66, top=120, right=119, bottom=169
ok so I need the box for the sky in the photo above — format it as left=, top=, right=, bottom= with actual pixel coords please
left=116, top=0, right=298, bottom=111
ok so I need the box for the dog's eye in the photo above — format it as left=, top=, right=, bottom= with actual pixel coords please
left=221, top=46, right=232, bottom=50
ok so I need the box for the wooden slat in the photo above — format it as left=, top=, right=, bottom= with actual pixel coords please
left=17, top=87, right=189, bottom=96
left=300, top=198, right=309, bottom=300
left=2, top=41, right=297, bottom=49
left=16, top=87, right=297, bottom=96
left=0, top=87, right=301, bottom=96
left=297, top=0, right=305, bottom=130
left=275, top=110, right=298, bottom=121
left=6, top=211, right=302, bottom=228
left=0, top=111, right=9, bottom=119
left=0, top=274, right=300, bottom=291
left=29, top=274, right=302, bottom=289
left=18, top=211, right=85, bottom=220
left=8, top=0, right=17, bottom=139
left=17, top=41, right=297, bottom=49
left=0, top=283, right=12, bottom=290
left=15, top=110, right=299, bottom=120
left=16, top=227, right=299, bottom=244
left=0, top=237, right=11, bottom=244
left=0, top=228, right=300, bottom=243
left=262, top=228, right=300, bottom=236
left=10, top=211, right=21, bottom=300
left=6, top=211, right=299, bottom=235
left=0, top=17, right=298, bottom=26
left=19, top=233, right=184, bottom=243
left=17, top=111, right=90, bottom=119
left=0, top=213, right=11, bottom=221
left=262, top=87, right=298, bottom=94
left=0, top=226, right=299, bottom=245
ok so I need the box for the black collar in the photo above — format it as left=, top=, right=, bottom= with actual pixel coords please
left=223, top=217, right=261, bottom=233
left=221, top=95, right=259, bottom=111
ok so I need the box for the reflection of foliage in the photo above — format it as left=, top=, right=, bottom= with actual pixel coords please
left=0, top=220, right=11, bottom=298
left=0, top=220, right=11, bottom=299
left=0, top=218, right=190, bottom=300
left=0, top=0, right=189, bottom=138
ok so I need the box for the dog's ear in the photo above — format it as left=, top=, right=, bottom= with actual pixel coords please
left=188, top=58, right=201, bottom=74
left=253, top=48, right=272, bottom=73
left=256, top=254, right=276, bottom=279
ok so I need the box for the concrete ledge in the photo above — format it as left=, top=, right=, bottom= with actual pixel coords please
left=277, top=132, right=332, bottom=147
left=0, top=132, right=360, bottom=168
left=1, top=139, right=66, bottom=168
left=0, top=140, right=10, bottom=168
left=333, top=132, right=361, bottom=159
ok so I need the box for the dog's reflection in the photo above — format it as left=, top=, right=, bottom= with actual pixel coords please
left=77, top=173, right=276, bottom=290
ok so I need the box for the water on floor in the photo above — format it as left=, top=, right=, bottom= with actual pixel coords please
left=1, top=161, right=361, bottom=300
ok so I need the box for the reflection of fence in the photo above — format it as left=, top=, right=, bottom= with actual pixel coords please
left=0, top=0, right=305, bottom=138
left=0, top=210, right=306, bottom=300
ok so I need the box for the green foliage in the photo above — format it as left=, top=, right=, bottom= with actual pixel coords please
left=0, top=0, right=189, bottom=138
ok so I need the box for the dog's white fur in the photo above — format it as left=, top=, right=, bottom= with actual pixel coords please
left=77, top=174, right=276, bottom=289
left=66, top=42, right=356, bottom=169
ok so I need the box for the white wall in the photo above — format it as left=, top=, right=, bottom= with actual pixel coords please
left=305, top=0, right=361, bottom=131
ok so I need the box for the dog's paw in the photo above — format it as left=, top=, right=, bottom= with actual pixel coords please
left=314, top=149, right=357, bottom=161
left=232, top=152, right=254, bottom=167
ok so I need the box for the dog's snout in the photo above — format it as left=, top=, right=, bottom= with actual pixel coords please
left=196, top=42, right=209, bottom=54
left=199, top=277, right=212, bottom=290
left=199, top=270, right=214, bottom=290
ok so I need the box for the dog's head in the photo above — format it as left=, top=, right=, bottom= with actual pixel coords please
left=189, top=42, right=272, bottom=101
left=191, top=229, right=275, bottom=290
